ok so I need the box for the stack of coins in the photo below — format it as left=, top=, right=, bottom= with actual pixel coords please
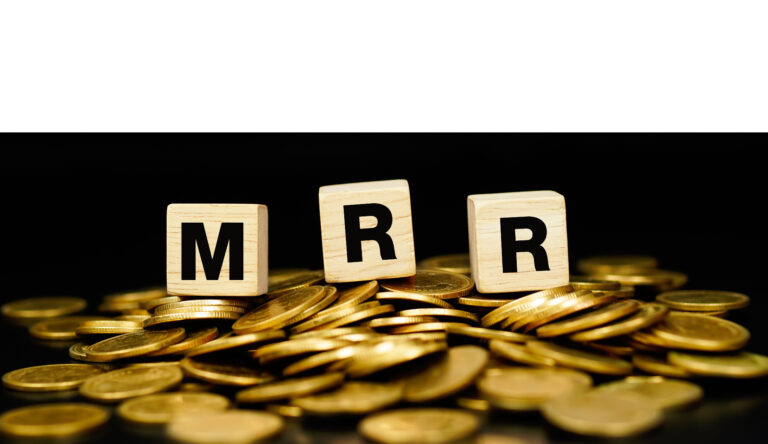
left=2, top=255, right=766, bottom=443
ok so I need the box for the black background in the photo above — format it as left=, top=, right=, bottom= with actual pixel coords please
left=1, top=136, right=766, bottom=443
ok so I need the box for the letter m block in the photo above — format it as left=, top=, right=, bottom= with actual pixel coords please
left=167, top=204, right=268, bottom=296
left=319, top=179, right=416, bottom=283
left=468, top=191, right=569, bottom=293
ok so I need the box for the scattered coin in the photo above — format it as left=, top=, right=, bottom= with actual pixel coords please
left=236, top=372, right=345, bottom=403
left=117, top=392, right=230, bottom=424
left=398, top=308, right=478, bottom=323
left=2, top=296, right=87, bottom=319
left=656, top=290, right=749, bottom=312
left=143, top=311, right=242, bottom=328
left=368, top=316, right=438, bottom=328
left=79, top=365, right=183, bottom=402
left=75, top=319, right=144, bottom=335
left=292, top=381, right=403, bottom=415
left=320, top=281, right=379, bottom=315
left=167, top=410, right=284, bottom=443
left=457, top=295, right=514, bottom=308
left=632, top=353, right=692, bottom=378
left=489, top=339, right=556, bottom=367
left=526, top=341, right=633, bottom=375
left=29, top=316, right=110, bottom=340
left=667, top=351, right=768, bottom=378
left=180, top=357, right=274, bottom=386
left=446, top=325, right=532, bottom=343
left=0, top=403, right=109, bottom=437
left=569, top=303, right=668, bottom=342
left=596, top=376, right=703, bottom=410
left=402, top=346, right=489, bottom=402
left=359, top=408, right=480, bottom=444
left=536, top=299, right=641, bottom=338
left=645, top=312, right=750, bottom=351
left=85, top=328, right=186, bottom=361
left=376, top=291, right=454, bottom=309
left=477, top=367, right=592, bottom=411
left=232, top=286, right=327, bottom=334
left=3, top=364, right=103, bottom=392
left=186, top=330, right=285, bottom=357
left=381, top=270, right=474, bottom=299
left=146, top=327, right=219, bottom=356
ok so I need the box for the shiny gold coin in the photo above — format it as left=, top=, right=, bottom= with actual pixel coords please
left=589, top=270, right=688, bottom=291
left=167, top=410, right=284, bottom=444
left=292, top=381, right=403, bottom=415
left=656, top=290, right=749, bottom=312
left=29, top=316, right=110, bottom=340
left=403, top=346, right=488, bottom=402
left=254, top=338, right=350, bottom=366
left=143, top=311, right=242, bottom=328
left=526, top=341, right=633, bottom=375
left=489, top=339, right=556, bottom=367
left=146, top=327, right=219, bottom=356
left=268, top=269, right=325, bottom=294
left=667, top=351, right=768, bottom=378
left=320, top=281, right=379, bottom=315
left=359, top=408, right=480, bottom=444
left=291, top=301, right=381, bottom=334
left=117, top=392, right=230, bottom=424
left=418, top=253, right=471, bottom=275
left=597, top=376, right=703, bottom=410
left=85, top=328, right=186, bottom=362
left=236, top=372, right=345, bottom=403
left=390, top=322, right=469, bottom=334
left=671, top=309, right=728, bottom=317
left=537, top=299, right=642, bottom=338
left=398, top=308, right=478, bottom=323
left=647, top=312, right=750, bottom=351
left=186, top=330, right=285, bottom=357
left=143, top=296, right=182, bottom=310
left=282, top=343, right=367, bottom=376
left=380, top=270, right=474, bottom=299
left=477, top=367, right=592, bottom=411
left=290, top=327, right=374, bottom=340
left=153, top=305, right=247, bottom=316
left=457, top=295, right=514, bottom=308
left=481, top=285, right=574, bottom=327
left=75, top=319, right=144, bottom=336
left=153, top=298, right=251, bottom=312
left=541, top=391, right=662, bottom=437
left=376, top=291, right=455, bottom=309
left=632, top=354, right=692, bottom=378
left=311, top=304, right=395, bottom=330
left=499, top=290, right=596, bottom=330
left=79, top=365, right=183, bottom=402
left=570, top=276, right=622, bottom=291
left=180, top=357, right=274, bottom=386
left=2, top=296, right=87, bottom=319
left=343, top=338, right=447, bottom=377
left=3, top=364, right=103, bottom=392
left=232, top=286, right=327, bottom=334
left=0, top=403, right=109, bottom=437
left=367, top=316, right=438, bottom=328
left=569, top=303, right=668, bottom=342
left=515, top=291, right=615, bottom=333
left=445, top=325, right=532, bottom=343
left=577, top=255, right=659, bottom=274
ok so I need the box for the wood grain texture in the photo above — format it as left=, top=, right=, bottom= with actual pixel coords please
left=468, top=190, right=569, bottom=293
left=319, top=179, right=416, bottom=283
left=167, top=204, right=268, bottom=296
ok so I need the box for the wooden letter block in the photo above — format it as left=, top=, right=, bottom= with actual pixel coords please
left=468, top=190, right=569, bottom=293
left=167, top=204, right=268, bottom=296
left=319, top=179, right=416, bottom=283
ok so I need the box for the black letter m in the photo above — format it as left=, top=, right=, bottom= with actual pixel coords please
left=181, top=223, right=244, bottom=280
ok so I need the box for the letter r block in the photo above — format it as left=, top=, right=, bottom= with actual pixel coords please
left=319, top=179, right=416, bottom=283
left=166, top=204, right=268, bottom=296
left=468, top=191, right=569, bottom=293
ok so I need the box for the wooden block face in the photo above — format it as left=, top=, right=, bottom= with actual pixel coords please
left=167, top=204, right=268, bottom=296
left=468, top=191, right=569, bottom=293
left=319, top=179, right=416, bottom=283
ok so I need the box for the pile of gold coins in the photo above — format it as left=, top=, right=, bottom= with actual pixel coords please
left=2, top=254, right=767, bottom=443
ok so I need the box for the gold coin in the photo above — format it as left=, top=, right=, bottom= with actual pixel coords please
left=310, top=304, right=395, bottom=330
left=647, top=312, right=750, bottom=351
left=146, top=327, right=219, bottom=356
left=29, top=316, right=110, bottom=340
left=180, top=357, right=274, bottom=386
left=397, top=308, right=478, bottom=323
left=656, top=290, right=749, bottom=312
left=569, top=303, right=668, bottom=342
left=380, top=270, right=474, bottom=299
left=320, top=281, right=379, bottom=315
left=541, top=391, right=662, bottom=437
left=104, top=287, right=166, bottom=304
left=418, top=253, right=471, bottom=275
left=3, top=364, right=103, bottom=392
left=0, top=403, right=109, bottom=437
left=359, top=408, right=480, bottom=444
left=143, top=311, right=242, bottom=328
left=376, top=291, right=454, bottom=309
left=236, top=372, right=345, bottom=403
left=153, top=298, right=251, bottom=312
left=481, top=286, right=574, bottom=327
left=402, top=345, right=488, bottom=402
left=445, top=325, right=531, bottom=343
left=167, top=410, right=284, bottom=444
left=268, top=269, right=324, bottom=294
left=667, top=351, right=768, bottom=378
left=85, top=328, right=186, bottom=362
left=343, top=338, right=447, bottom=377
left=232, top=286, right=327, bottom=334
left=254, top=338, right=350, bottom=366
left=596, top=376, right=703, bottom=410
left=117, top=392, right=230, bottom=424
left=143, top=296, right=182, bottom=311
left=514, top=291, right=615, bottom=333
left=390, top=322, right=469, bottom=334
left=290, top=327, right=374, bottom=340
left=457, top=295, right=514, bottom=308
left=477, top=367, right=592, bottom=411
left=186, top=330, right=285, bottom=357
left=577, top=255, right=659, bottom=274
left=2, top=296, right=87, bottom=319
left=75, top=320, right=144, bottom=335
left=589, top=270, right=688, bottom=291
left=526, top=341, right=633, bottom=375
left=367, top=316, right=438, bottom=328
left=489, top=339, right=556, bottom=367
left=282, top=344, right=367, bottom=376
left=79, top=365, right=183, bottom=402
left=536, top=299, right=642, bottom=338
left=291, top=301, right=382, bottom=334
left=671, top=309, right=728, bottom=317
left=292, top=381, right=403, bottom=415
left=499, top=290, right=596, bottom=330
left=632, top=354, right=692, bottom=378
left=570, top=276, right=622, bottom=291
left=154, top=305, right=247, bottom=316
